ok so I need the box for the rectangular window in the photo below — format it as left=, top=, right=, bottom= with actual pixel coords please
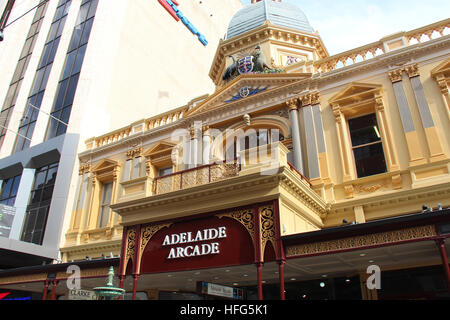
left=158, top=167, right=173, bottom=177
left=0, top=174, right=21, bottom=206
left=98, top=181, right=113, bottom=228
left=45, top=0, right=99, bottom=141
left=12, top=0, right=71, bottom=152
left=21, top=162, right=59, bottom=245
left=348, top=113, right=387, bottom=178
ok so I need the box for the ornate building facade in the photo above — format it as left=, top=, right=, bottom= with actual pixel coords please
left=0, top=0, right=449, bottom=300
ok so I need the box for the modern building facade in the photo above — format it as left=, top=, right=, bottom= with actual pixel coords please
left=0, top=0, right=242, bottom=270
left=0, top=0, right=449, bottom=300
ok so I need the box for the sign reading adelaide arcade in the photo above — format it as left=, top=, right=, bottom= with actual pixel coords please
left=162, top=226, right=227, bottom=259
left=137, top=216, right=257, bottom=274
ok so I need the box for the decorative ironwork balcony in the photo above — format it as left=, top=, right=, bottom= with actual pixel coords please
left=153, top=162, right=241, bottom=195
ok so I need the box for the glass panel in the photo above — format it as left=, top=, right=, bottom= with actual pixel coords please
left=0, top=178, right=13, bottom=199
left=56, top=16, right=67, bottom=38
left=62, top=50, right=76, bottom=80
left=63, top=73, right=79, bottom=107
left=54, top=78, right=69, bottom=111
left=10, top=175, right=21, bottom=198
left=48, top=37, right=60, bottom=64
left=348, top=113, right=381, bottom=147
left=80, top=18, right=93, bottom=46
left=353, top=143, right=387, bottom=178
left=46, top=21, right=59, bottom=43
left=39, top=43, right=51, bottom=68
left=72, top=44, right=86, bottom=75
left=87, top=0, right=98, bottom=20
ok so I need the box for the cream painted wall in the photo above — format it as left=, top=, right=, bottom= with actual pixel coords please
left=71, top=0, right=242, bottom=148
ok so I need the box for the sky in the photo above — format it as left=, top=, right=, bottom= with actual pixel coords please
left=240, top=0, right=450, bottom=55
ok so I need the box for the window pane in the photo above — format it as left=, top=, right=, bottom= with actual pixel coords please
left=80, top=18, right=93, bottom=46
left=158, top=167, right=172, bottom=177
left=48, top=37, right=60, bottom=64
left=353, top=143, right=387, bottom=178
left=348, top=113, right=381, bottom=147
left=54, top=78, right=69, bottom=111
left=10, top=175, right=22, bottom=198
left=72, top=44, right=87, bottom=75
left=62, top=50, right=76, bottom=80
left=63, top=74, right=79, bottom=107
left=56, top=16, right=67, bottom=38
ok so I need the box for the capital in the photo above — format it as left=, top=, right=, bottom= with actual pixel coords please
left=388, top=69, right=403, bottom=83
left=286, top=98, right=299, bottom=111
left=405, top=63, right=419, bottom=78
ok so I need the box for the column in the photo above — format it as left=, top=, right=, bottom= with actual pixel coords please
left=311, top=101, right=330, bottom=184
left=406, top=64, right=446, bottom=162
left=202, top=126, right=211, bottom=165
left=86, top=174, right=99, bottom=229
left=435, top=238, right=450, bottom=292
left=256, top=262, right=263, bottom=300
left=190, top=128, right=198, bottom=168
left=278, top=260, right=285, bottom=300
left=132, top=274, right=140, bottom=300
left=332, top=106, right=353, bottom=182
left=182, top=132, right=191, bottom=170
left=42, top=280, right=49, bottom=300
left=300, top=94, right=320, bottom=179
left=50, top=280, right=59, bottom=300
left=118, top=275, right=125, bottom=300
left=9, top=168, right=35, bottom=240
left=374, top=94, right=400, bottom=172
left=388, top=69, right=426, bottom=166
left=286, top=98, right=304, bottom=173
left=132, top=225, right=142, bottom=300
left=433, top=75, right=450, bottom=121
left=71, top=164, right=90, bottom=232
left=359, top=272, right=378, bottom=300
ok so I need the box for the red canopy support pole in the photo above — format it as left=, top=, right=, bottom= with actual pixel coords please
left=256, top=262, right=263, bottom=300
left=435, top=238, right=450, bottom=292
left=42, top=280, right=49, bottom=300
left=50, top=280, right=58, bottom=300
left=132, top=225, right=142, bottom=300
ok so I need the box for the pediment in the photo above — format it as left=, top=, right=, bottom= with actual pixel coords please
left=329, top=82, right=382, bottom=106
left=92, top=159, right=118, bottom=172
left=184, top=73, right=312, bottom=118
left=144, top=142, right=176, bottom=158
left=431, top=59, right=450, bottom=78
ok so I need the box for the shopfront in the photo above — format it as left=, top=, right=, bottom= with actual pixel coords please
left=118, top=200, right=285, bottom=300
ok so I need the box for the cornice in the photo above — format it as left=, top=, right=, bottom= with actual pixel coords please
left=330, top=179, right=450, bottom=214
left=210, top=22, right=328, bottom=85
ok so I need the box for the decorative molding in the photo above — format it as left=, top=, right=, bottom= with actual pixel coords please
left=79, top=162, right=91, bottom=175
left=217, top=209, right=255, bottom=245
left=405, top=63, right=420, bottom=78
left=286, top=225, right=437, bottom=257
left=126, top=147, right=143, bottom=160
left=0, top=273, right=47, bottom=285
left=125, top=228, right=137, bottom=266
left=140, top=223, right=172, bottom=256
left=286, top=98, right=299, bottom=111
left=260, top=205, right=276, bottom=257
left=388, top=68, right=403, bottom=83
